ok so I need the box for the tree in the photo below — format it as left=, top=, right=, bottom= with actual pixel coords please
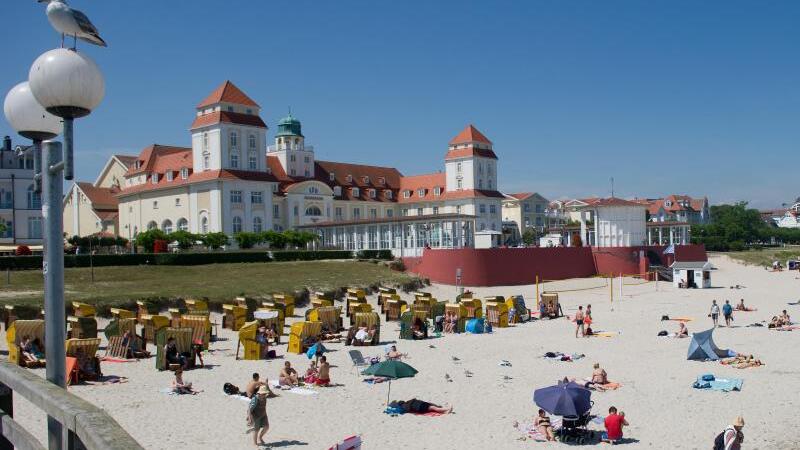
left=168, top=230, right=198, bottom=250
left=522, top=228, right=538, bottom=246
left=234, top=232, right=261, bottom=249
left=135, top=229, right=168, bottom=252
left=201, top=232, right=229, bottom=250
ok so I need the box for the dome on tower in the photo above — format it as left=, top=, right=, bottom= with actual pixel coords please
left=276, top=112, right=303, bottom=137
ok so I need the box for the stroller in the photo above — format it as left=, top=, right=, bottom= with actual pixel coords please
left=558, top=401, right=595, bottom=444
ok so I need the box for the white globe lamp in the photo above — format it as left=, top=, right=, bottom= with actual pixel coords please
left=3, top=81, right=62, bottom=141
left=28, top=48, right=104, bottom=119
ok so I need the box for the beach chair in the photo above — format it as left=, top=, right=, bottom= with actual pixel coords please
left=349, top=304, right=373, bottom=325
left=261, top=302, right=286, bottom=332
left=65, top=338, right=101, bottom=358
left=236, top=320, right=266, bottom=360
left=234, top=296, right=250, bottom=308
left=348, top=349, right=370, bottom=374
left=307, top=306, right=343, bottom=333
left=287, top=321, right=323, bottom=354
left=3, top=305, right=17, bottom=331
left=67, top=316, right=98, bottom=339
left=104, top=317, right=137, bottom=340
left=312, top=291, right=334, bottom=308
left=141, top=314, right=170, bottom=343
left=155, top=327, right=193, bottom=371
left=179, top=314, right=211, bottom=350
left=272, top=293, right=295, bottom=317
left=485, top=300, right=509, bottom=328
left=377, top=286, right=396, bottom=295
left=72, top=302, right=96, bottom=318
left=222, top=304, right=247, bottom=331
left=400, top=311, right=429, bottom=340
left=346, top=295, right=366, bottom=317
left=431, top=301, right=446, bottom=321
left=540, top=292, right=562, bottom=319
left=461, top=298, right=482, bottom=319
left=167, top=308, right=182, bottom=327
left=506, top=295, right=530, bottom=323
left=445, top=303, right=467, bottom=333
left=384, top=297, right=407, bottom=321
left=109, top=308, right=135, bottom=320
left=412, top=298, right=433, bottom=318
left=7, top=319, right=45, bottom=366
left=253, top=310, right=283, bottom=336
left=65, top=338, right=101, bottom=382
left=105, top=336, right=129, bottom=360
left=347, top=288, right=366, bottom=300
left=185, top=299, right=208, bottom=315
left=352, top=312, right=380, bottom=345
left=412, top=291, right=431, bottom=300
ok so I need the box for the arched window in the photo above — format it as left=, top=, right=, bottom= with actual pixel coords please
left=248, top=134, right=256, bottom=150
left=230, top=131, right=238, bottom=149
left=232, top=216, right=242, bottom=233
left=230, top=151, right=239, bottom=169
left=147, top=221, right=157, bottom=231
left=248, top=150, right=257, bottom=170
left=253, top=216, right=263, bottom=233
left=305, top=206, right=322, bottom=216
left=162, top=219, right=173, bottom=234
left=200, top=216, right=208, bottom=233
left=177, top=218, right=188, bottom=231
left=27, top=185, right=41, bottom=209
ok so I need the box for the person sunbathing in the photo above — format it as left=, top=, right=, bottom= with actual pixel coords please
left=590, top=363, right=608, bottom=384
left=735, top=299, right=750, bottom=311
left=172, top=367, right=199, bottom=395
left=675, top=322, right=689, bottom=338
left=278, top=361, right=300, bottom=386
left=534, top=408, right=556, bottom=441
left=316, top=356, right=331, bottom=386
left=721, top=354, right=753, bottom=365
left=733, top=355, right=763, bottom=369
left=304, top=361, right=318, bottom=384
left=164, top=337, right=190, bottom=370
left=389, top=398, right=453, bottom=414
left=781, top=310, right=791, bottom=324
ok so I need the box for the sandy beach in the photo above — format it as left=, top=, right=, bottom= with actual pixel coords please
left=4, top=254, right=800, bottom=449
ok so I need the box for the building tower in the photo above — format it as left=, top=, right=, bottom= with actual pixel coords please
left=189, top=80, right=268, bottom=174
left=268, top=112, right=315, bottom=178
left=444, top=124, right=498, bottom=192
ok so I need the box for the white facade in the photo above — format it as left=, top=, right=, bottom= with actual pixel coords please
left=0, top=138, right=42, bottom=248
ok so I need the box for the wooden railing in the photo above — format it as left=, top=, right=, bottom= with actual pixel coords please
left=0, top=363, right=142, bottom=450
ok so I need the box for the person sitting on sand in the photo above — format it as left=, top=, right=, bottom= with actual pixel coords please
left=735, top=299, right=750, bottom=312
left=389, top=398, right=453, bottom=414
left=245, top=372, right=272, bottom=398
left=590, top=363, right=608, bottom=384
left=278, top=361, right=299, bottom=387
left=353, top=322, right=371, bottom=346
left=172, top=367, right=199, bottom=395
left=316, top=355, right=331, bottom=387
left=386, top=345, right=406, bottom=360
left=20, top=335, right=43, bottom=366
left=412, top=318, right=427, bottom=340
left=304, top=361, right=318, bottom=384
left=676, top=322, right=689, bottom=338
left=164, top=337, right=189, bottom=370
left=534, top=408, right=555, bottom=441
left=444, top=311, right=457, bottom=333
left=602, top=406, right=628, bottom=444
left=121, top=330, right=150, bottom=358
left=781, top=310, right=791, bottom=325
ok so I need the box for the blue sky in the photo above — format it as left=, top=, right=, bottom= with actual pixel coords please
left=2, top=1, right=798, bottom=208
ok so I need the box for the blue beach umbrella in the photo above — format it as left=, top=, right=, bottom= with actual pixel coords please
left=533, top=381, right=592, bottom=417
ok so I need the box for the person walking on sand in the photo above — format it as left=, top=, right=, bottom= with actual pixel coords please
left=723, top=300, right=734, bottom=327
left=575, top=306, right=585, bottom=338
left=247, top=386, right=269, bottom=447
left=710, top=300, right=720, bottom=328
left=718, top=416, right=744, bottom=450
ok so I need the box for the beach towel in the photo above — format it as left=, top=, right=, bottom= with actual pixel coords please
left=692, top=375, right=743, bottom=392
left=65, top=357, right=78, bottom=386
left=83, top=376, right=128, bottom=385
left=583, top=378, right=621, bottom=390
left=411, top=411, right=444, bottom=417
left=666, top=317, right=693, bottom=322
left=543, top=352, right=584, bottom=362
left=773, top=325, right=800, bottom=331
left=589, top=331, right=617, bottom=338
left=100, top=356, right=137, bottom=363
left=514, top=417, right=562, bottom=441
left=268, top=380, right=317, bottom=396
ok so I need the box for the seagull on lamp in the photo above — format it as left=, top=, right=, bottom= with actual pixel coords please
left=38, top=0, right=107, bottom=49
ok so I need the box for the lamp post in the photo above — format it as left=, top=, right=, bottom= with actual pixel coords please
left=5, top=47, right=103, bottom=450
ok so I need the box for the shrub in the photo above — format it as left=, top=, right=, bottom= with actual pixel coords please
left=356, top=250, right=393, bottom=260
left=234, top=232, right=262, bottom=249
left=15, top=245, right=31, bottom=256
left=201, top=232, right=229, bottom=250
left=168, top=230, right=199, bottom=249
left=271, top=250, right=352, bottom=261
left=135, top=229, right=167, bottom=252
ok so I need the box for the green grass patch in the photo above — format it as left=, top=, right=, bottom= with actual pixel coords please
left=0, top=260, right=418, bottom=313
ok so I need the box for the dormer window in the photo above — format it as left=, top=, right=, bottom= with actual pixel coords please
left=369, top=189, right=376, bottom=198
left=378, top=177, right=385, bottom=186
left=434, top=187, right=442, bottom=196
left=246, top=109, right=253, bottom=115
left=334, top=186, right=342, bottom=196
left=352, top=187, right=360, bottom=197
left=385, top=190, right=393, bottom=199
left=329, top=172, right=335, bottom=181
left=151, top=173, right=158, bottom=184
left=180, top=168, right=189, bottom=180
left=345, top=175, right=352, bottom=183
left=134, top=160, right=141, bottom=170
left=166, top=171, right=173, bottom=182
left=363, top=176, right=370, bottom=184
left=417, top=188, right=425, bottom=197
left=403, top=190, right=410, bottom=199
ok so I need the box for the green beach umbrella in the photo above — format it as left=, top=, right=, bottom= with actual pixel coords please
left=361, top=360, right=418, bottom=405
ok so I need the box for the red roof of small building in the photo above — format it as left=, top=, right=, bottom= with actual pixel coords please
left=583, top=197, right=647, bottom=208
left=445, top=125, right=498, bottom=160
left=125, top=145, right=191, bottom=176
left=197, top=81, right=259, bottom=108
left=506, top=192, right=534, bottom=200
left=76, top=182, right=120, bottom=209
left=190, top=111, right=267, bottom=130
left=449, top=124, right=491, bottom=145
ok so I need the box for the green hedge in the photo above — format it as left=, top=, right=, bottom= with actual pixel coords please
left=0, top=249, right=376, bottom=270
left=270, top=250, right=353, bottom=261
left=356, top=249, right=393, bottom=260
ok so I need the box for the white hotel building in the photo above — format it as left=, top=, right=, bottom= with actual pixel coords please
left=116, top=81, right=505, bottom=255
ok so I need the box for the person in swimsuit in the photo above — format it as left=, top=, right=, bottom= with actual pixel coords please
left=676, top=322, right=689, bottom=338
left=279, top=361, right=299, bottom=386
left=710, top=300, right=720, bottom=327
left=315, top=356, right=331, bottom=387
left=391, top=398, right=453, bottom=414
left=247, top=386, right=269, bottom=447
left=534, top=408, right=555, bottom=441
left=575, top=306, right=585, bottom=338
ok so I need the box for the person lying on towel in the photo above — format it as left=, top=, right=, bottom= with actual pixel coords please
left=389, top=398, right=453, bottom=415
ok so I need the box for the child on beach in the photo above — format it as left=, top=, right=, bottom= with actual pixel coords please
left=316, top=356, right=331, bottom=386
left=304, top=361, right=318, bottom=384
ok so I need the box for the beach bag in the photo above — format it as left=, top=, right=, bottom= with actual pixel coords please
left=661, top=315, right=670, bottom=321
left=266, top=350, right=277, bottom=359
left=657, top=330, right=668, bottom=336
left=544, top=352, right=557, bottom=358
left=713, top=427, right=735, bottom=450
left=223, top=382, right=239, bottom=395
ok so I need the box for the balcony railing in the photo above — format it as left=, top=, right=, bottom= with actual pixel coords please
left=266, top=145, right=314, bottom=153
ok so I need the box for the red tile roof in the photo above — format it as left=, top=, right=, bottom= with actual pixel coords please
left=197, top=81, right=259, bottom=108
left=76, top=182, right=120, bottom=209
left=442, top=189, right=506, bottom=200
left=125, top=144, right=191, bottom=176
left=444, top=147, right=498, bottom=160
left=583, top=197, right=647, bottom=208
left=118, top=169, right=279, bottom=196
left=398, top=173, right=446, bottom=203
left=190, top=111, right=267, bottom=130
left=506, top=192, right=534, bottom=201
left=449, top=124, right=491, bottom=145
left=95, top=210, right=118, bottom=221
